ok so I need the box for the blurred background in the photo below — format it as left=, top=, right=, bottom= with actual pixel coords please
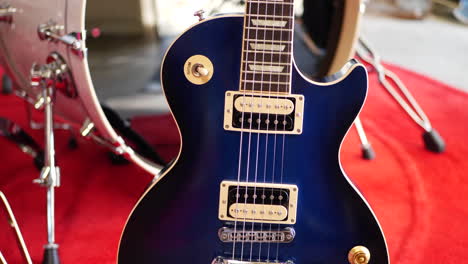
left=85, top=0, right=468, bottom=119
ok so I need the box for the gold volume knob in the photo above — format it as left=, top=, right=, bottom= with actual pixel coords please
left=348, top=246, right=371, bottom=264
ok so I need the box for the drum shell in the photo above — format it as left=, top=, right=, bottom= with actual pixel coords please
left=0, top=0, right=88, bottom=129
left=0, top=0, right=161, bottom=176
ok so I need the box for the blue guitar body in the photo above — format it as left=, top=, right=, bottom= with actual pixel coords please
left=118, top=15, right=389, bottom=264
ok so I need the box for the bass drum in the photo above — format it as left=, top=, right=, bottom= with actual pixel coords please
left=0, top=0, right=162, bottom=176
left=295, top=0, right=363, bottom=78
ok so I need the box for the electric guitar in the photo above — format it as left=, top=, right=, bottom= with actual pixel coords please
left=118, top=1, right=389, bottom=263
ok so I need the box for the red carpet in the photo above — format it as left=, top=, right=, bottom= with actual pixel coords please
left=0, top=64, right=467, bottom=263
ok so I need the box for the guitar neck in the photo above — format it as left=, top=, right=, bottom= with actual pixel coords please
left=240, top=0, right=296, bottom=94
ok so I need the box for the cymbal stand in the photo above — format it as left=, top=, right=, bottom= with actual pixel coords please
left=355, top=36, right=446, bottom=153
left=0, top=191, right=33, bottom=264
left=30, top=62, right=63, bottom=264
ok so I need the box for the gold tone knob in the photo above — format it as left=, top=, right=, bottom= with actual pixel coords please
left=348, top=246, right=371, bottom=264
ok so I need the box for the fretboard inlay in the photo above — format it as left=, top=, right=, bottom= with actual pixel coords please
left=251, top=19, right=288, bottom=27
left=240, top=0, right=295, bottom=94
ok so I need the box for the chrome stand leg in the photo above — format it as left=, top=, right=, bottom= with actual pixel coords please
left=357, top=36, right=446, bottom=153
left=33, top=82, right=61, bottom=264
left=355, top=117, right=376, bottom=160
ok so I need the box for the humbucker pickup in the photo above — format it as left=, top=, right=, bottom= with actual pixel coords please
left=218, top=181, right=298, bottom=224
left=223, top=92, right=304, bottom=135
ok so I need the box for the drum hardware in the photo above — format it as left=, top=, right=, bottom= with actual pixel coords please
left=80, top=118, right=95, bottom=137
left=0, top=117, right=45, bottom=170
left=100, top=105, right=167, bottom=166
left=37, top=21, right=84, bottom=56
left=0, top=192, right=33, bottom=264
left=356, top=36, right=446, bottom=154
left=28, top=57, right=71, bottom=264
left=24, top=104, right=72, bottom=131
left=0, top=4, right=16, bottom=23
left=0, top=1, right=163, bottom=200
left=21, top=53, right=78, bottom=153
left=354, top=117, right=376, bottom=160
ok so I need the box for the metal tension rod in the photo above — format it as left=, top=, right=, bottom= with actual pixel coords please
left=0, top=191, right=33, bottom=264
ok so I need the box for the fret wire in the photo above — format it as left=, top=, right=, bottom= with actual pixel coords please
left=248, top=1, right=294, bottom=5
left=244, top=26, right=293, bottom=32
left=244, top=50, right=292, bottom=55
left=242, top=71, right=291, bottom=76
left=242, top=80, right=290, bottom=85
left=245, top=14, right=293, bottom=19
left=246, top=32, right=292, bottom=41
left=242, top=73, right=291, bottom=83
left=240, top=88, right=289, bottom=93
left=245, top=39, right=292, bottom=44
left=246, top=4, right=295, bottom=21
left=244, top=60, right=291, bottom=66
left=240, top=0, right=295, bottom=94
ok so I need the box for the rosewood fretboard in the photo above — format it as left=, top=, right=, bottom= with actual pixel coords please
left=240, top=0, right=295, bottom=94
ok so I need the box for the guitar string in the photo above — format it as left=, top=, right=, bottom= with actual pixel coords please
left=255, top=0, right=280, bottom=261
left=275, top=1, right=294, bottom=260
left=232, top=0, right=255, bottom=259
left=248, top=0, right=278, bottom=261
left=263, top=0, right=295, bottom=261
left=267, top=1, right=293, bottom=262
left=239, top=0, right=264, bottom=260
left=247, top=0, right=272, bottom=261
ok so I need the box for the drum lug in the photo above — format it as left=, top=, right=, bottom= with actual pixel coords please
left=80, top=119, right=95, bottom=137
left=30, top=53, right=78, bottom=99
left=38, top=20, right=85, bottom=56
left=0, top=4, right=16, bottom=23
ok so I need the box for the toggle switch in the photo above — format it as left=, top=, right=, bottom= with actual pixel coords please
left=193, top=64, right=209, bottom=77
left=184, top=55, right=214, bottom=85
